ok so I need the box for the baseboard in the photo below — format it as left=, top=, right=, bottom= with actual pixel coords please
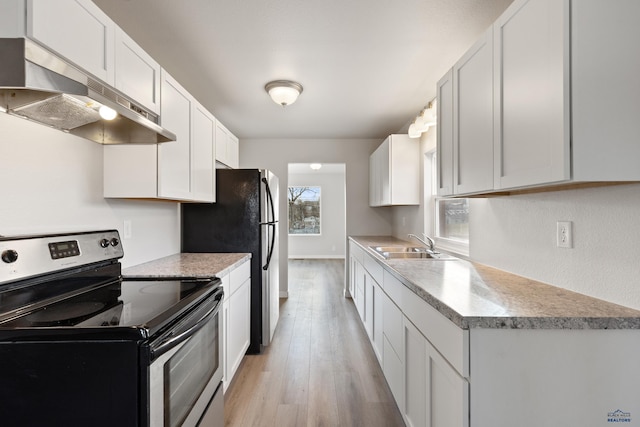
left=288, top=255, right=345, bottom=259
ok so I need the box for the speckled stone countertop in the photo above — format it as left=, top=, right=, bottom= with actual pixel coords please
left=122, top=253, right=251, bottom=279
left=350, top=236, right=640, bottom=330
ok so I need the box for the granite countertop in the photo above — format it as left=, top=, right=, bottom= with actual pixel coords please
left=350, top=236, right=640, bottom=330
left=122, top=253, right=251, bottom=279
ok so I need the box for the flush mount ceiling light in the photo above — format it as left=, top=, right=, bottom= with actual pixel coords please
left=309, top=163, right=322, bottom=170
left=408, top=100, right=437, bottom=138
left=265, top=80, right=303, bottom=107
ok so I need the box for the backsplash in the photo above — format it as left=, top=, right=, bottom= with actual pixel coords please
left=0, top=114, right=180, bottom=268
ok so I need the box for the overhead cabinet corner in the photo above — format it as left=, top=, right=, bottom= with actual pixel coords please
left=438, top=0, right=640, bottom=196
left=215, top=121, right=240, bottom=169
left=104, top=70, right=216, bottom=203
left=369, top=134, right=420, bottom=206
left=26, top=0, right=116, bottom=85
left=10, top=0, right=160, bottom=114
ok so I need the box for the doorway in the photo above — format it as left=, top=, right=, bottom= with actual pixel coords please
left=287, top=163, right=346, bottom=259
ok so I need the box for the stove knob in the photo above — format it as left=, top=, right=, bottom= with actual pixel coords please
left=110, top=237, right=120, bottom=247
left=99, top=238, right=110, bottom=248
left=1, top=249, right=18, bottom=264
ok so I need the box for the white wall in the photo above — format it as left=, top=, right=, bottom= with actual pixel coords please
left=0, top=114, right=180, bottom=268
left=240, top=138, right=389, bottom=295
left=288, top=167, right=346, bottom=259
left=391, top=122, right=640, bottom=311
left=391, top=127, right=437, bottom=239
left=470, top=184, right=640, bottom=310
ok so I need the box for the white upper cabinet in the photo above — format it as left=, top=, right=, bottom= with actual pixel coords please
left=436, top=70, right=454, bottom=197
left=191, top=103, right=216, bottom=202
left=438, top=0, right=640, bottom=196
left=454, top=28, right=494, bottom=195
left=104, top=70, right=215, bottom=203
left=215, top=121, right=240, bottom=169
left=439, top=29, right=494, bottom=197
left=158, top=71, right=194, bottom=200
left=493, top=0, right=570, bottom=190
left=26, top=0, right=116, bottom=84
left=570, top=0, right=640, bottom=181
left=1, top=1, right=160, bottom=114
left=369, top=135, right=420, bottom=207
left=114, top=29, right=161, bottom=114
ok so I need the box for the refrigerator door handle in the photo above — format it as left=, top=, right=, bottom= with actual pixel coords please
left=263, top=222, right=276, bottom=270
left=261, top=177, right=276, bottom=224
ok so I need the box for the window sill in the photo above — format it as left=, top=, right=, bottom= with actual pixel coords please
left=434, top=237, right=469, bottom=258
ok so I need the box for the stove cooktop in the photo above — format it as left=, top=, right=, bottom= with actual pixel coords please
left=0, top=276, right=219, bottom=337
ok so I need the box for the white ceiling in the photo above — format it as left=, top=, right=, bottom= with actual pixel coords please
left=93, top=0, right=513, bottom=140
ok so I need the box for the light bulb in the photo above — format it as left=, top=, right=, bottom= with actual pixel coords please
left=99, top=105, right=117, bottom=120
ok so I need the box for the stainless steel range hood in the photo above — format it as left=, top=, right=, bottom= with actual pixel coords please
left=0, top=38, right=175, bottom=144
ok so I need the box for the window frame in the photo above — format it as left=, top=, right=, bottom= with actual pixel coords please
left=287, top=185, right=322, bottom=236
left=429, top=152, right=469, bottom=256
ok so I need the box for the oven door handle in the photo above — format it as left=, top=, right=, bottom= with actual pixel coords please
left=150, top=288, right=223, bottom=359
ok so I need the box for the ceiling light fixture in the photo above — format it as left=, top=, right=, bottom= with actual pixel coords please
left=309, top=163, right=322, bottom=170
left=265, top=80, right=303, bottom=107
left=408, top=100, right=437, bottom=139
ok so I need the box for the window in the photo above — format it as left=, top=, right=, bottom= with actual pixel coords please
left=429, top=153, right=469, bottom=255
left=288, top=186, right=321, bottom=235
left=436, top=198, right=469, bottom=242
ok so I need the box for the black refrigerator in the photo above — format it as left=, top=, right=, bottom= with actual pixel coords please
left=181, top=169, right=279, bottom=354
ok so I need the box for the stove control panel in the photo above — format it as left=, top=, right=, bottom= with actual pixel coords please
left=48, top=240, right=80, bottom=260
left=0, top=230, right=124, bottom=285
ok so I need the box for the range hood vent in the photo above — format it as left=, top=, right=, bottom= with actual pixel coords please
left=0, top=38, right=176, bottom=144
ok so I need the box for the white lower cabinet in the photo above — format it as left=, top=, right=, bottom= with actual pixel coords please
left=382, top=289, right=404, bottom=411
left=470, top=329, right=640, bottom=427
left=349, top=241, right=469, bottom=427
left=349, top=241, right=640, bottom=427
left=404, top=320, right=468, bottom=427
left=222, top=259, right=251, bottom=391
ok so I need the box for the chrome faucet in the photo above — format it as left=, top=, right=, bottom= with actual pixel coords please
left=408, top=233, right=436, bottom=252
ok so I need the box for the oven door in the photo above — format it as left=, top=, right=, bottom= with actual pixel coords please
left=147, top=286, right=223, bottom=427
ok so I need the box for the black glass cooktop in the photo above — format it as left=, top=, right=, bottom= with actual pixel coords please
left=0, top=273, right=219, bottom=339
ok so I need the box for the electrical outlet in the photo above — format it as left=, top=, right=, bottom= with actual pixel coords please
left=556, top=221, right=572, bottom=248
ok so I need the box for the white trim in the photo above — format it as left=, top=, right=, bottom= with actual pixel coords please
left=288, top=255, right=345, bottom=259
left=435, top=236, right=470, bottom=258
left=279, top=291, right=289, bottom=298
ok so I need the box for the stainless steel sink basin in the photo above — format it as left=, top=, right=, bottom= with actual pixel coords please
left=369, top=246, right=458, bottom=260
left=371, top=246, right=428, bottom=253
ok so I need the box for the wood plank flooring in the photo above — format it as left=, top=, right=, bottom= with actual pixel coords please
left=224, top=259, right=405, bottom=427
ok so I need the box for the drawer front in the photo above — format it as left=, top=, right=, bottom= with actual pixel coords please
left=382, top=270, right=404, bottom=305
left=382, top=291, right=403, bottom=358
left=349, top=241, right=365, bottom=264
left=229, top=260, right=251, bottom=296
left=363, top=252, right=384, bottom=286
left=384, top=269, right=469, bottom=377
left=402, top=284, right=469, bottom=378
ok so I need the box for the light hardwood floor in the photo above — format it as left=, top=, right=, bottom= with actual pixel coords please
left=223, top=259, right=405, bottom=427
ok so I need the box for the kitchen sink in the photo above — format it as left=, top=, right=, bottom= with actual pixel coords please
left=369, top=246, right=458, bottom=260
left=371, top=246, right=428, bottom=253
